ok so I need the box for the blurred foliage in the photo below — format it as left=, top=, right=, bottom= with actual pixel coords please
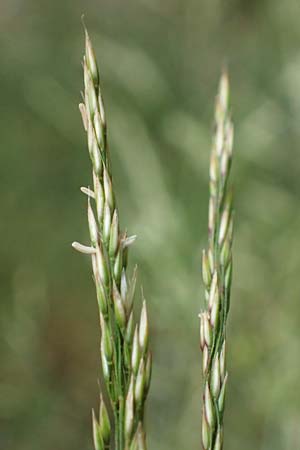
left=1, top=0, right=300, bottom=449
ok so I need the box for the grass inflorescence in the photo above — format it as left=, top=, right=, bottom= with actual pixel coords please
left=72, top=29, right=151, bottom=450
left=199, top=72, right=234, bottom=450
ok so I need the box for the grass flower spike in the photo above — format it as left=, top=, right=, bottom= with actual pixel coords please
left=73, top=28, right=151, bottom=450
left=200, top=71, right=234, bottom=450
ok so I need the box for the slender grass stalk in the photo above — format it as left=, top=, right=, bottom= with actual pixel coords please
left=200, top=71, right=234, bottom=450
left=72, top=28, right=151, bottom=450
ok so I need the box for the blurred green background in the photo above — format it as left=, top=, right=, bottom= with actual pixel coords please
left=1, top=0, right=300, bottom=449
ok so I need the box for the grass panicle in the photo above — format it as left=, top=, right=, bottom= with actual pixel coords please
left=72, top=29, right=151, bottom=450
left=199, top=71, right=234, bottom=450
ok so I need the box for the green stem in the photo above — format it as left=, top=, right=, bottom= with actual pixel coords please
left=119, top=396, right=125, bottom=450
left=114, top=409, right=119, bottom=450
